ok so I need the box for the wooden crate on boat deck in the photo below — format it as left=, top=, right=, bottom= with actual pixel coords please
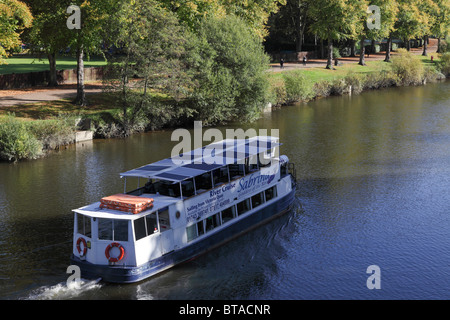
left=100, top=194, right=154, bottom=214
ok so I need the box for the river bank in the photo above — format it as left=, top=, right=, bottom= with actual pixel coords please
left=1, top=48, right=449, bottom=162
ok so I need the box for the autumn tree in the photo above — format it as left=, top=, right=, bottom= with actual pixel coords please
left=0, top=0, right=32, bottom=64
left=394, top=0, right=424, bottom=51
left=157, top=0, right=285, bottom=38
left=355, top=0, right=398, bottom=65
left=430, top=0, right=450, bottom=53
left=308, top=0, right=366, bottom=69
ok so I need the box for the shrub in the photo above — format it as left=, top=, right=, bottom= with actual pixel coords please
left=282, top=70, right=315, bottom=102
left=27, top=115, right=76, bottom=150
left=438, top=52, right=450, bottom=77
left=344, top=73, right=365, bottom=94
left=391, top=48, right=424, bottom=86
left=267, top=76, right=287, bottom=106
left=313, top=80, right=332, bottom=98
left=0, top=114, right=43, bottom=162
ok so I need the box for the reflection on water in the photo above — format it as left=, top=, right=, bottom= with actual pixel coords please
left=0, top=81, right=449, bottom=299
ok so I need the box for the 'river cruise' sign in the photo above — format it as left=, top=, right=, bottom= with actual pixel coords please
left=184, top=167, right=278, bottom=223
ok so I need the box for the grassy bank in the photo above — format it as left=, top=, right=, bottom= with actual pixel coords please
left=267, top=50, right=448, bottom=107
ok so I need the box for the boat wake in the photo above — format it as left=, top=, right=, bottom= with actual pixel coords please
left=24, top=278, right=102, bottom=300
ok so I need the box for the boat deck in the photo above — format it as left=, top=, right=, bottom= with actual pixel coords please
left=73, top=193, right=179, bottom=220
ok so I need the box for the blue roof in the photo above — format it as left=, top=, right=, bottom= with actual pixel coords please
left=120, top=136, right=280, bottom=182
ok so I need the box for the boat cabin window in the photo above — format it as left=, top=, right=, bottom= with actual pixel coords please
left=228, top=164, right=245, bottom=179
left=197, top=220, right=205, bottom=236
left=246, top=155, right=259, bottom=173
left=251, top=192, right=264, bottom=209
left=134, top=209, right=170, bottom=241
left=195, top=172, right=212, bottom=192
left=186, top=224, right=197, bottom=242
left=98, top=218, right=128, bottom=241
left=158, top=208, right=170, bottom=231
left=237, top=198, right=251, bottom=216
left=265, top=186, right=277, bottom=201
left=134, top=214, right=158, bottom=241
left=205, top=212, right=221, bottom=231
left=77, top=213, right=92, bottom=237
left=212, top=167, right=229, bottom=186
left=145, top=179, right=180, bottom=198
left=181, top=178, right=195, bottom=197
left=221, top=205, right=236, bottom=223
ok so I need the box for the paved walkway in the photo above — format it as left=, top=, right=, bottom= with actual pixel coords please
left=0, top=40, right=438, bottom=107
left=269, top=40, right=438, bottom=72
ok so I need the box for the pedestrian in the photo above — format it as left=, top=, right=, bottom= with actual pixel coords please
left=302, top=56, right=307, bottom=66
left=280, top=58, right=284, bottom=69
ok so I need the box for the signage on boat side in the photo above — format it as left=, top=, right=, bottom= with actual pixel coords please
left=185, top=170, right=276, bottom=224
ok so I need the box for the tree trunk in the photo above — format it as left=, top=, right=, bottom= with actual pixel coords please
left=384, top=35, right=392, bottom=62
left=326, top=37, right=333, bottom=69
left=422, top=35, right=428, bottom=56
left=47, top=52, right=58, bottom=87
left=320, top=39, right=324, bottom=59
left=371, top=39, right=376, bottom=54
left=406, top=38, right=411, bottom=51
left=437, top=38, right=441, bottom=53
left=359, top=37, right=366, bottom=66
left=75, top=46, right=86, bottom=106
left=350, top=39, right=356, bottom=57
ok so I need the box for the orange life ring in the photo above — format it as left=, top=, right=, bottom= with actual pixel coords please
left=76, top=237, right=87, bottom=256
left=105, top=242, right=125, bottom=263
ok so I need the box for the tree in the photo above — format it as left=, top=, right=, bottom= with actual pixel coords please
left=157, top=0, right=285, bottom=38
left=66, top=0, right=117, bottom=106
left=0, top=0, right=32, bottom=64
left=25, top=0, right=71, bottom=86
left=266, top=0, right=312, bottom=52
left=416, top=0, right=439, bottom=56
left=188, top=15, right=271, bottom=124
left=430, top=0, right=450, bottom=53
left=103, top=0, right=191, bottom=136
left=394, top=0, right=423, bottom=51
left=355, top=0, right=398, bottom=65
left=308, top=0, right=366, bottom=69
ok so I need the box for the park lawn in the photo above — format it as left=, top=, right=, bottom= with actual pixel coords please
left=0, top=54, right=107, bottom=75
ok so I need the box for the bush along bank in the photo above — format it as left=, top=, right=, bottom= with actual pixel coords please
left=0, top=114, right=78, bottom=162
left=268, top=49, right=449, bottom=107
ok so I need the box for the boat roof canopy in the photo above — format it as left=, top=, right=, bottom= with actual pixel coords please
left=120, top=136, right=280, bottom=182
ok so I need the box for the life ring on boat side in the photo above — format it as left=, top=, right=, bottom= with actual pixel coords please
left=105, top=242, right=125, bottom=263
left=76, top=237, right=88, bottom=257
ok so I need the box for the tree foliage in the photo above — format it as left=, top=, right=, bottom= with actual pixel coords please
left=187, top=15, right=271, bottom=125
left=0, top=0, right=32, bottom=63
left=103, top=0, right=192, bottom=136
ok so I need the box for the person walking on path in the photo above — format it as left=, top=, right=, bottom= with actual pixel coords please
left=303, top=56, right=307, bottom=66
left=280, top=58, right=284, bottom=69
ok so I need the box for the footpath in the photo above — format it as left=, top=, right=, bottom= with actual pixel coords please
left=270, top=40, right=438, bottom=71
left=0, top=40, right=438, bottom=108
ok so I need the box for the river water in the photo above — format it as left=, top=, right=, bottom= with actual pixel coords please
left=1, top=81, right=449, bottom=300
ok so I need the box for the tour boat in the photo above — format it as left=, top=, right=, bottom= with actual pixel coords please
left=70, top=136, right=297, bottom=283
